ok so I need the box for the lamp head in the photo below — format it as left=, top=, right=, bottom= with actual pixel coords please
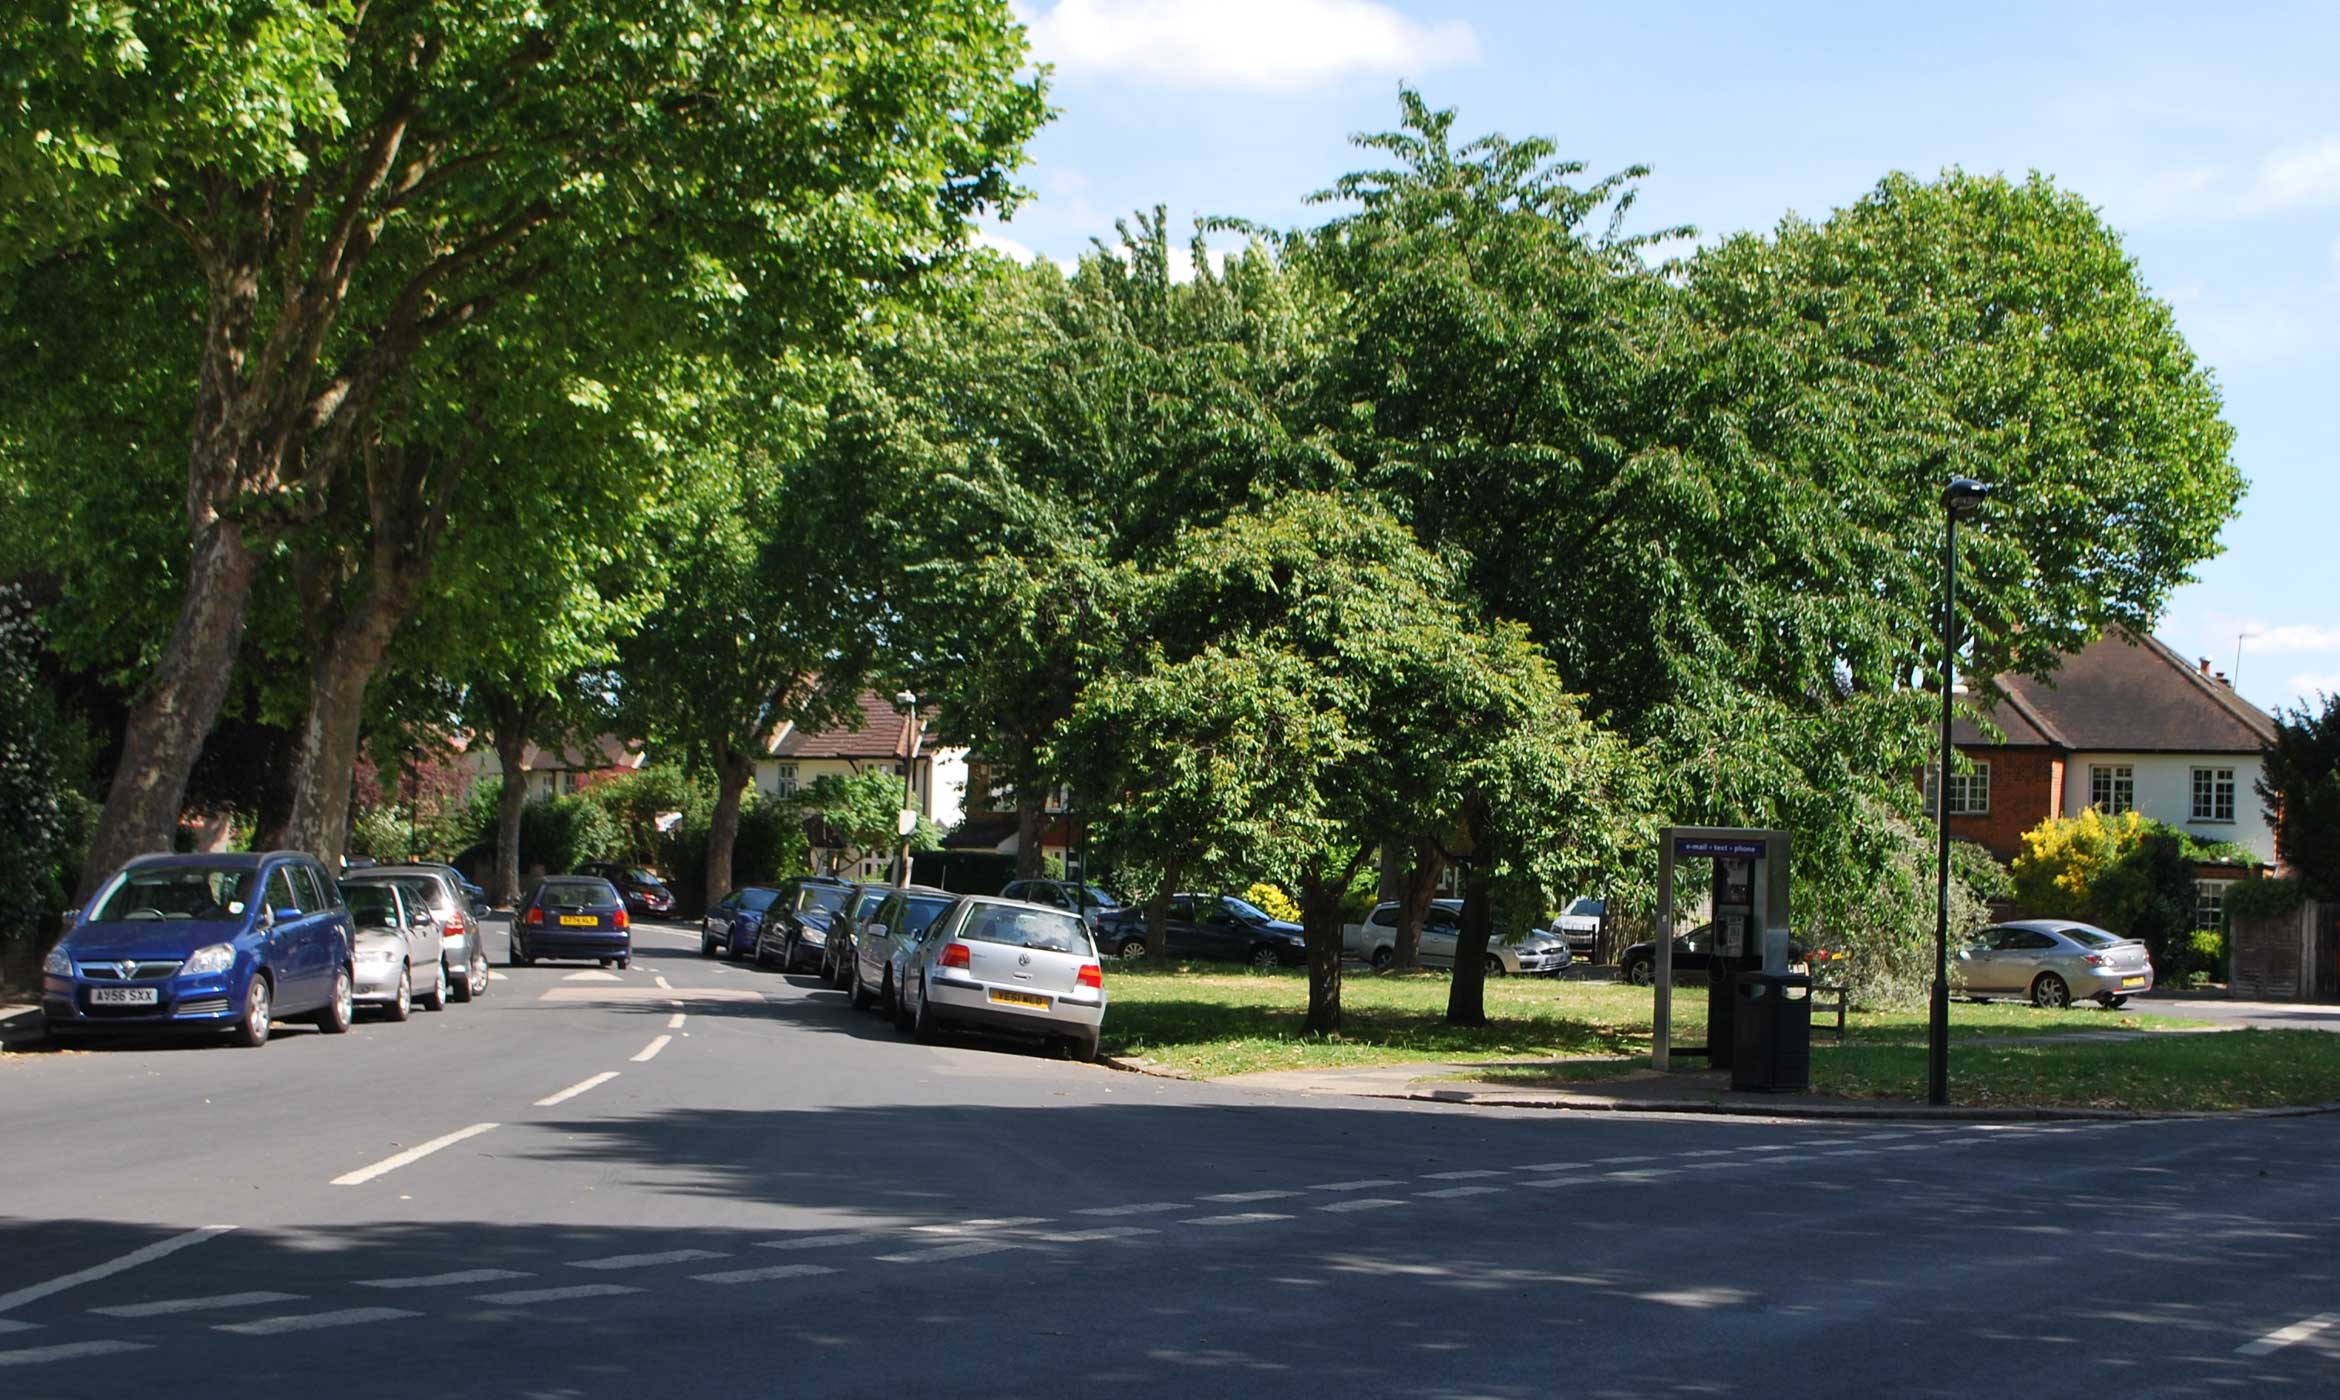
left=893, top=689, right=917, bottom=709
left=1942, top=476, right=1993, bottom=516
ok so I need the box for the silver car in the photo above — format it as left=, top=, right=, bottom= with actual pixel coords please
left=845, top=885, right=957, bottom=1015
left=342, top=866, right=490, bottom=1003
left=1346, top=898, right=1573, bottom=976
left=342, top=882, right=448, bottom=1020
left=1958, top=920, right=2155, bottom=1009
left=893, top=896, right=1107, bottom=1061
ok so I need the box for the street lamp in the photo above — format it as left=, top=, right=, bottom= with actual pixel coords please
left=1930, top=475, right=1993, bottom=1107
left=894, top=690, right=920, bottom=889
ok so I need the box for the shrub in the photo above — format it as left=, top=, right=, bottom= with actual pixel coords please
left=0, top=588, right=91, bottom=950
left=2012, top=809, right=2152, bottom=916
left=2090, top=830, right=2202, bottom=975
left=520, top=794, right=619, bottom=874
left=582, top=764, right=699, bottom=867
left=1243, top=882, right=1302, bottom=923
left=348, top=804, right=416, bottom=862
left=2225, top=874, right=2309, bottom=923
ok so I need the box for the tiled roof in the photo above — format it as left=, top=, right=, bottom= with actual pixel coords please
left=768, top=691, right=929, bottom=761
left=518, top=735, right=645, bottom=770
left=1956, top=627, right=2276, bottom=755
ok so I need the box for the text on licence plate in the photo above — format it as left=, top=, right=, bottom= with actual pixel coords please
left=2120, top=975, right=2146, bottom=988
left=989, top=989, right=1050, bottom=1009
left=559, top=915, right=599, bottom=927
left=90, top=987, right=158, bottom=1006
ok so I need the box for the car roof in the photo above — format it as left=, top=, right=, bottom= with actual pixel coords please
left=1996, top=919, right=2114, bottom=936
left=343, top=865, right=452, bottom=881
left=954, top=894, right=1088, bottom=914
left=123, top=850, right=313, bottom=871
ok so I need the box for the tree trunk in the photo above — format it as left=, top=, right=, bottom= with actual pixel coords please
left=1393, top=835, right=1446, bottom=970
left=1015, top=787, right=1047, bottom=880
left=275, top=603, right=406, bottom=863
left=1376, top=843, right=1405, bottom=905
left=1143, top=859, right=1181, bottom=964
left=78, top=516, right=261, bottom=897
left=493, top=727, right=529, bottom=907
left=1446, top=862, right=1496, bottom=1026
left=1300, top=876, right=1346, bottom=1034
left=704, top=748, right=755, bottom=911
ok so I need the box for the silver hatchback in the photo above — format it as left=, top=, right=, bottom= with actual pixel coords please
left=896, top=896, right=1106, bottom=1061
left=1958, top=920, right=2155, bottom=1009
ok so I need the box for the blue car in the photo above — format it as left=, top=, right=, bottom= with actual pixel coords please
left=510, top=876, right=632, bottom=968
left=42, top=851, right=357, bottom=1048
left=701, top=885, right=782, bottom=960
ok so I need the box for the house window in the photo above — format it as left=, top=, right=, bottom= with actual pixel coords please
left=772, top=763, right=798, bottom=798
left=2191, top=767, right=2235, bottom=823
left=2089, top=764, right=2134, bottom=815
left=1924, top=761, right=1990, bottom=816
left=2194, top=880, right=2232, bottom=933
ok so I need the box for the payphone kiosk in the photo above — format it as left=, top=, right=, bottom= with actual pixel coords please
left=1650, top=826, right=1791, bottom=1073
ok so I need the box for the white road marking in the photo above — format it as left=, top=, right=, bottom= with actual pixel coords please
left=693, top=1264, right=837, bottom=1285
left=1680, top=1149, right=1736, bottom=1158
left=912, top=1217, right=1049, bottom=1235
left=1418, top=1185, right=1501, bottom=1199
left=1880, top=1144, right=1933, bottom=1153
left=1518, top=1176, right=1594, bottom=1188
left=1073, top=1202, right=1190, bottom=1217
left=358, top=1269, right=532, bottom=1290
left=876, top=1241, right=1024, bottom=1264
left=1311, top=1179, right=1402, bottom=1192
left=1514, top=1161, right=1589, bottom=1172
left=0, top=1321, right=38, bottom=1336
left=1605, top=1169, right=1680, bottom=1181
left=331, top=1123, right=498, bottom=1186
left=1680, top=1162, right=1739, bottom=1172
left=473, top=1284, right=644, bottom=1305
left=631, top=1035, right=672, bottom=1063
left=1317, top=1199, right=1406, bottom=1213
left=91, top=1291, right=301, bottom=1318
left=1200, top=1190, right=1300, bottom=1203
left=655, top=976, right=672, bottom=990
left=1817, top=1149, right=1879, bottom=1158
left=2237, top=1312, right=2340, bottom=1357
left=570, top=1249, right=726, bottom=1271
left=1038, top=1227, right=1158, bottom=1243
left=564, top=970, right=621, bottom=982
left=1423, top=1170, right=1503, bottom=1180
left=0, top=1340, right=150, bottom=1367
left=1597, top=1155, right=1658, bottom=1164
left=666, top=1012, right=686, bottom=1030
left=0, top=1225, right=234, bottom=1315
left=215, top=1307, right=419, bottom=1336
left=535, top=1072, right=619, bottom=1107
left=1858, top=1133, right=1911, bottom=1142
left=1182, top=1213, right=1293, bottom=1226
left=1743, top=1144, right=1800, bottom=1152
left=759, top=1233, right=886, bottom=1252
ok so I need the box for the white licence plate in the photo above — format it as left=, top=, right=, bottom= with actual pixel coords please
left=90, top=987, right=158, bottom=1006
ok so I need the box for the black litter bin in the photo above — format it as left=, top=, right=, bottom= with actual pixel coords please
left=1730, top=971, right=1811, bottom=1093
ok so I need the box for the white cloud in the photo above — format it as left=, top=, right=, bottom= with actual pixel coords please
left=1017, top=0, right=1478, bottom=92
left=2287, top=672, right=2340, bottom=700
left=2245, top=623, right=2340, bottom=653
left=2244, top=135, right=2340, bottom=215
left=972, top=227, right=1039, bottom=263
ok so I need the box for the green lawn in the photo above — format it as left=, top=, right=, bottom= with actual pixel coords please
left=1098, top=962, right=2186, bottom=1080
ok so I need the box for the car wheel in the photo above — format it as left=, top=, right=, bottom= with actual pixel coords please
left=1624, top=957, right=1654, bottom=987
left=511, top=939, right=533, bottom=968
left=700, top=930, right=717, bottom=957
left=1067, top=1031, right=1099, bottom=1063
left=2097, top=993, right=2130, bottom=1009
left=911, top=977, right=943, bottom=1043
left=422, top=960, right=449, bottom=1011
left=1117, top=938, right=1147, bottom=960
left=316, top=966, right=355, bottom=1034
left=384, top=965, right=413, bottom=1022
left=891, top=974, right=914, bottom=1033
left=1370, top=947, right=1394, bottom=971
left=1249, top=945, right=1281, bottom=971
left=2031, top=973, right=2071, bottom=1010
left=848, top=959, right=874, bottom=1011
left=230, top=974, right=272, bottom=1049
left=1485, top=955, right=1506, bottom=978
left=616, top=956, right=630, bottom=971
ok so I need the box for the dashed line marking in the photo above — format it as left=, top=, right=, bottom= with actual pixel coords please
left=1317, top=1199, right=1406, bottom=1214
left=215, top=1307, right=419, bottom=1336
left=1515, top=1162, right=1590, bottom=1172
left=359, top=1269, right=532, bottom=1290
left=0, top=1340, right=150, bottom=1368
left=1073, top=1202, right=1190, bottom=1217
left=2238, top=1312, right=2339, bottom=1357
left=631, top=1035, right=672, bottom=1063
left=0, top=1225, right=235, bottom=1314
left=474, top=1284, right=645, bottom=1305
left=1518, top=1176, right=1594, bottom=1188
left=1201, top=1190, right=1300, bottom=1203
left=91, top=1291, right=302, bottom=1318
left=1596, top=1155, right=1658, bottom=1165
left=876, top=1241, right=1024, bottom=1264
left=1679, top=1150, right=1736, bottom=1158
left=0, top=1321, right=38, bottom=1336
left=667, top=1012, right=687, bottom=1030
left=535, top=1072, right=619, bottom=1107
left=693, top=1264, right=837, bottom=1286
left=655, top=976, right=672, bottom=990
left=1181, top=1212, right=1293, bottom=1226
left=331, top=1123, right=498, bottom=1186
left=759, top=1233, right=886, bottom=1253
left=570, top=1249, right=727, bottom=1272
left=1311, top=1179, right=1402, bottom=1192
left=1418, top=1185, right=1501, bottom=1199
left=911, top=1217, right=1049, bottom=1236
left=1038, top=1227, right=1158, bottom=1243
left=1423, top=1169, right=1503, bottom=1180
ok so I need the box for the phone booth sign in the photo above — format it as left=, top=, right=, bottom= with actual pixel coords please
left=1651, top=827, right=1791, bottom=1072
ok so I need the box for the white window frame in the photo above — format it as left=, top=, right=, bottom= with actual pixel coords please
left=771, top=763, right=799, bottom=798
left=2089, top=764, right=2134, bottom=816
left=2190, top=766, right=2236, bottom=823
left=2194, top=880, right=2233, bottom=933
left=1924, top=761, right=1990, bottom=817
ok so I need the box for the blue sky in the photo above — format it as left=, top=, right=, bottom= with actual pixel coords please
left=992, top=1, right=2340, bottom=714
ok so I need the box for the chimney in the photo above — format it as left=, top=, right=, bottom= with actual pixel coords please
left=2198, top=657, right=2213, bottom=675
left=2214, top=671, right=2231, bottom=687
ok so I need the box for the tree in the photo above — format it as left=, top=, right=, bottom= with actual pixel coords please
left=3, top=1, right=1045, bottom=891
left=2261, top=694, right=2340, bottom=900
left=795, top=771, right=942, bottom=877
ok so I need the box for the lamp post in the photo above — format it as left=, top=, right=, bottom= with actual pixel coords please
left=893, top=690, right=920, bottom=889
left=1930, top=475, right=1993, bottom=1107
left=405, top=747, right=423, bottom=860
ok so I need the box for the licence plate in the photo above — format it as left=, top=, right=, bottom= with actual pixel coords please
left=989, top=989, right=1050, bottom=1009
left=90, top=987, right=158, bottom=1006
left=559, top=915, right=599, bottom=927
left=2120, top=975, right=2146, bottom=988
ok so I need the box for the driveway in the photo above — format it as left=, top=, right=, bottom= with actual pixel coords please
left=2130, top=992, right=2340, bottom=1030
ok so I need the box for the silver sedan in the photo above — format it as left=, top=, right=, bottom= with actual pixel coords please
left=894, top=896, right=1106, bottom=1061
left=1958, top=920, right=2155, bottom=1009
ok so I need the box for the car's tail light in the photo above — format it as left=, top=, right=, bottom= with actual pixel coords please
left=2084, top=954, right=2107, bottom=966
left=1077, top=962, right=1103, bottom=989
left=614, top=909, right=629, bottom=930
left=939, top=942, right=971, bottom=970
left=525, top=908, right=543, bottom=925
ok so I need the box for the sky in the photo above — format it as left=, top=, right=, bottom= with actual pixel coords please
left=989, top=0, right=2340, bottom=715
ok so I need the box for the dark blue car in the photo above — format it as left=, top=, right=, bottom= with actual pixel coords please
left=701, top=885, right=782, bottom=960
left=42, top=851, right=358, bottom=1048
left=510, top=877, right=631, bottom=968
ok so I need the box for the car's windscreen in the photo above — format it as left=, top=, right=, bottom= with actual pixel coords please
left=538, top=881, right=616, bottom=910
left=350, top=875, right=450, bottom=914
left=2062, top=927, right=2121, bottom=949
left=1569, top=898, right=1605, bottom=916
left=1222, top=896, right=1272, bottom=923
left=1080, top=885, right=1119, bottom=909
left=344, top=884, right=402, bottom=929
left=90, top=867, right=257, bottom=922
left=903, top=896, right=953, bottom=938
left=797, top=885, right=851, bottom=914
left=738, top=888, right=782, bottom=913
left=629, top=869, right=660, bottom=885
left=958, top=904, right=1092, bottom=955
left=853, top=889, right=887, bottom=917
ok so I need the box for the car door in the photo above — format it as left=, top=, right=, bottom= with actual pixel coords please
left=1414, top=907, right=1462, bottom=967
left=707, top=892, right=736, bottom=946
left=397, top=885, right=439, bottom=981
left=1194, top=898, right=1251, bottom=961
left=1677, top=926, right=1714, bottom=977
left=264, top=864, right=321, bottom=1008
left=297, top=862, right=350, bottom=1002
left=1961, top=927, right=2010, bottom=992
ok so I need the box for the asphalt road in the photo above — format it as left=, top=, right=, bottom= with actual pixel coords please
left=2, top=916, right=2336, bottom=1399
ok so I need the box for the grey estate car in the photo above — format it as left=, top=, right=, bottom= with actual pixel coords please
left=894, top=896, right=1107, bottom=1061
left=342, top=881, right=448, bottom=1019
left=1958, top=920, right=2155, bottom=1008
left=342, top=865, right=490, bottom=1003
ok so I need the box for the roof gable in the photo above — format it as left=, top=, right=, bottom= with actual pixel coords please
left=1960, top=627, right=2275, bottom=755
left=769, top=690, right=927, bottom=761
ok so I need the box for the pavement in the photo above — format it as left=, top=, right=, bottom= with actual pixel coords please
left=4, top=917, right=2339, bottom=1398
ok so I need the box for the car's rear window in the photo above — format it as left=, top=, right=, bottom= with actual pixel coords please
left=2062, top=927, right=2121, bottom=949
left=903, top=896, right=953, bottom=938
left=344, top=884, right=402, bottom=929
left=738, top=888, right=782, bottom=912
left=539, top=880, right=617, bottom=910
left=958, top=904, right=1092, bottom=955
left=797, top=885, right=851, bottom=914
left=349, top=874, right=452, bottom=914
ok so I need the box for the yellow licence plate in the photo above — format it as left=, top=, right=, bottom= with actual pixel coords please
left=989, top=989, right=1049, bottom=1009
left=2120, top=975, right=2146, bottom=988
left=559, top=915, right=599, bottom=927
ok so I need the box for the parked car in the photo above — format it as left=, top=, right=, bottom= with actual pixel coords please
left=1092, top=893, right=1307, bottom=967
left=820, top=883, right=895, bottom=988
left=1346, top=898, right=1572, bottom=976
left=998, top=878, right=1122, bottom=928
left=342, top=880, right=448, bottom=1019
left=577, top=862, right=678, bottom=919
left=510, top=877, right=631, bottom=969
left=847, top=885, right=959, bottom=1015
left=755, top=875, right=861, bottom=974
left=1619, top=924, right=1811, bottom=987
left=894, top=895, right=1107, bottom=1061
left=340, top=864, right=489, bottom=1002
left=41, top=852, right=356, bottom=1049
left=1552, top=895, right=1606, bottom=956
left=1958, top=920, right=2154, bottom=1008
left=702, top=886, right=781, bottom=959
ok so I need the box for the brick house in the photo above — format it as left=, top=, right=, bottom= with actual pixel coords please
left=751, top=691, right=970, bottom=879
left=1943, top=627, right=2277, bottom=925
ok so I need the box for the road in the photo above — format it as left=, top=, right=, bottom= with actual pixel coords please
left=3, top=916, right=2335, bottom=1399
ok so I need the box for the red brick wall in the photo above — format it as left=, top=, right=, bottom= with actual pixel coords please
left=1949, top=747, right=2062, bottom=863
